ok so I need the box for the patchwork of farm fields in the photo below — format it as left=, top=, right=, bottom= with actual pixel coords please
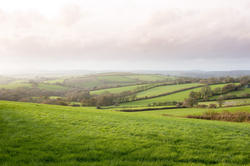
left=121, top=83, right=234, bottom=106
left=135, top=83, right=203, bottom=98
left=0, top=100, right=249, bottom=166
left=211, top=88, right=250, bottom=100
left=63, top=73, right=174, bottom=89
left=200, top=98, right=250, bottom=107
left=90, top=83, right=154, bottom=95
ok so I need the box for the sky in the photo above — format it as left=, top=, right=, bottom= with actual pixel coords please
left=0, top=0, right=250, bottom=72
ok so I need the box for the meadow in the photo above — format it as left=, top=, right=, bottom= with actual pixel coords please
left=0, top=100, right=249, bottom=166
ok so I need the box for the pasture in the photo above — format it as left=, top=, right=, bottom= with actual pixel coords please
left=0, top=100, right=249, bottom=166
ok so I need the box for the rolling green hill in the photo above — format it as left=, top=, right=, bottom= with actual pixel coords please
left=0, top=101, right=249, bottom=165
left=63, top=73, right=174, bottom=90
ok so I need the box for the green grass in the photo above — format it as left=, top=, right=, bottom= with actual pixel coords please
left=38, top=83, right=69, bottom=91
left=121, top=84, right=231, bottom=106
left=0, top=100, right=249, bottom=165
left=135, top=83, right=202, bottom=98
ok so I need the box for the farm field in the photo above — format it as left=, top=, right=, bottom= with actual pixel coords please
left=211, top=87, right=250, bottom=100
left=0, top=100, right=249, bottom=166
left=200, top=98, right=250, bottom=107
left=90, top=83, right=154, bottom=95
left=63, top=73, right=173, bottom=90
left=121, top=83, right=233, bottom=106
left=135, top=83, right=202, bottom=98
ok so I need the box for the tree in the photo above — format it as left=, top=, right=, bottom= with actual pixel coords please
left=189, top=91, right=201, bottom=100
left=183, top=97, right=198, bottom=108
left=213, top=87, right=222, bottom=95
left=217, top=95, right=225, bottom=107
left=200, top=86, right=213, bottom=101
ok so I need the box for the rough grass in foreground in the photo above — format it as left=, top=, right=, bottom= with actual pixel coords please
left=0, top=101, right=249, bottom=166
left=187, top=110, right=250, bottom=122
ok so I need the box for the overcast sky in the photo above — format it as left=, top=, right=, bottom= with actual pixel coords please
left=0, top=0, right=250, bottom=72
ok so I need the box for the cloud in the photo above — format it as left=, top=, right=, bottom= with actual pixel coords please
left=0, top=0, right=250, bottom=70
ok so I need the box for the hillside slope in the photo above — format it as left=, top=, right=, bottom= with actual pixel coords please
left=0, top=101, right=249, bottom=166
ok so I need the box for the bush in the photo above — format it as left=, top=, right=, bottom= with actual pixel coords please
left=187, top=111, right=250, bottom=122
left=71, top=104, right=80, bottom=107
left=196, top=104, right=208, bottom=108
left=208, top=104, right=217, bottom=108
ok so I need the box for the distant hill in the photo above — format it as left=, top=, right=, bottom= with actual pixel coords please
left=3, top=70, right=250, bottom=79
left=135, top=70, right=250, bottom=78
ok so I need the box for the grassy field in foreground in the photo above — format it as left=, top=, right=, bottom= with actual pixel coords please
left=121, top=84, right=231, bottom=106
left=0, top=100, right=249, bottom=166
left=135, top=83, right=202, bottom=98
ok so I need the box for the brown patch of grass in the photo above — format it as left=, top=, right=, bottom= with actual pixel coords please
left=187, top=111, right=250, bottom=122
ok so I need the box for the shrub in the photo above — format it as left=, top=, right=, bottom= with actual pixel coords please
left=187, top=111, right=250, bottom=122
left=208, top=104, right=217, bottom=108
left=71, top=104, right=80, bottom=107
left=196, top=104, right=208, bottom=108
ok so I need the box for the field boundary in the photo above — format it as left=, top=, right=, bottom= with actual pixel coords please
left=121, top=84, right=206, bottom=103
left=117, top=106, right=180, bottom=112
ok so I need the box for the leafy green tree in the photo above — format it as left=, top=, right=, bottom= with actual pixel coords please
left=217, top=95, right=225, bottom=107
left=200, top=86, right=213, bottom=101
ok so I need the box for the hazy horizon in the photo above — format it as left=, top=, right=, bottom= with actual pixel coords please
left=1, top=0, right=250, bottom=72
